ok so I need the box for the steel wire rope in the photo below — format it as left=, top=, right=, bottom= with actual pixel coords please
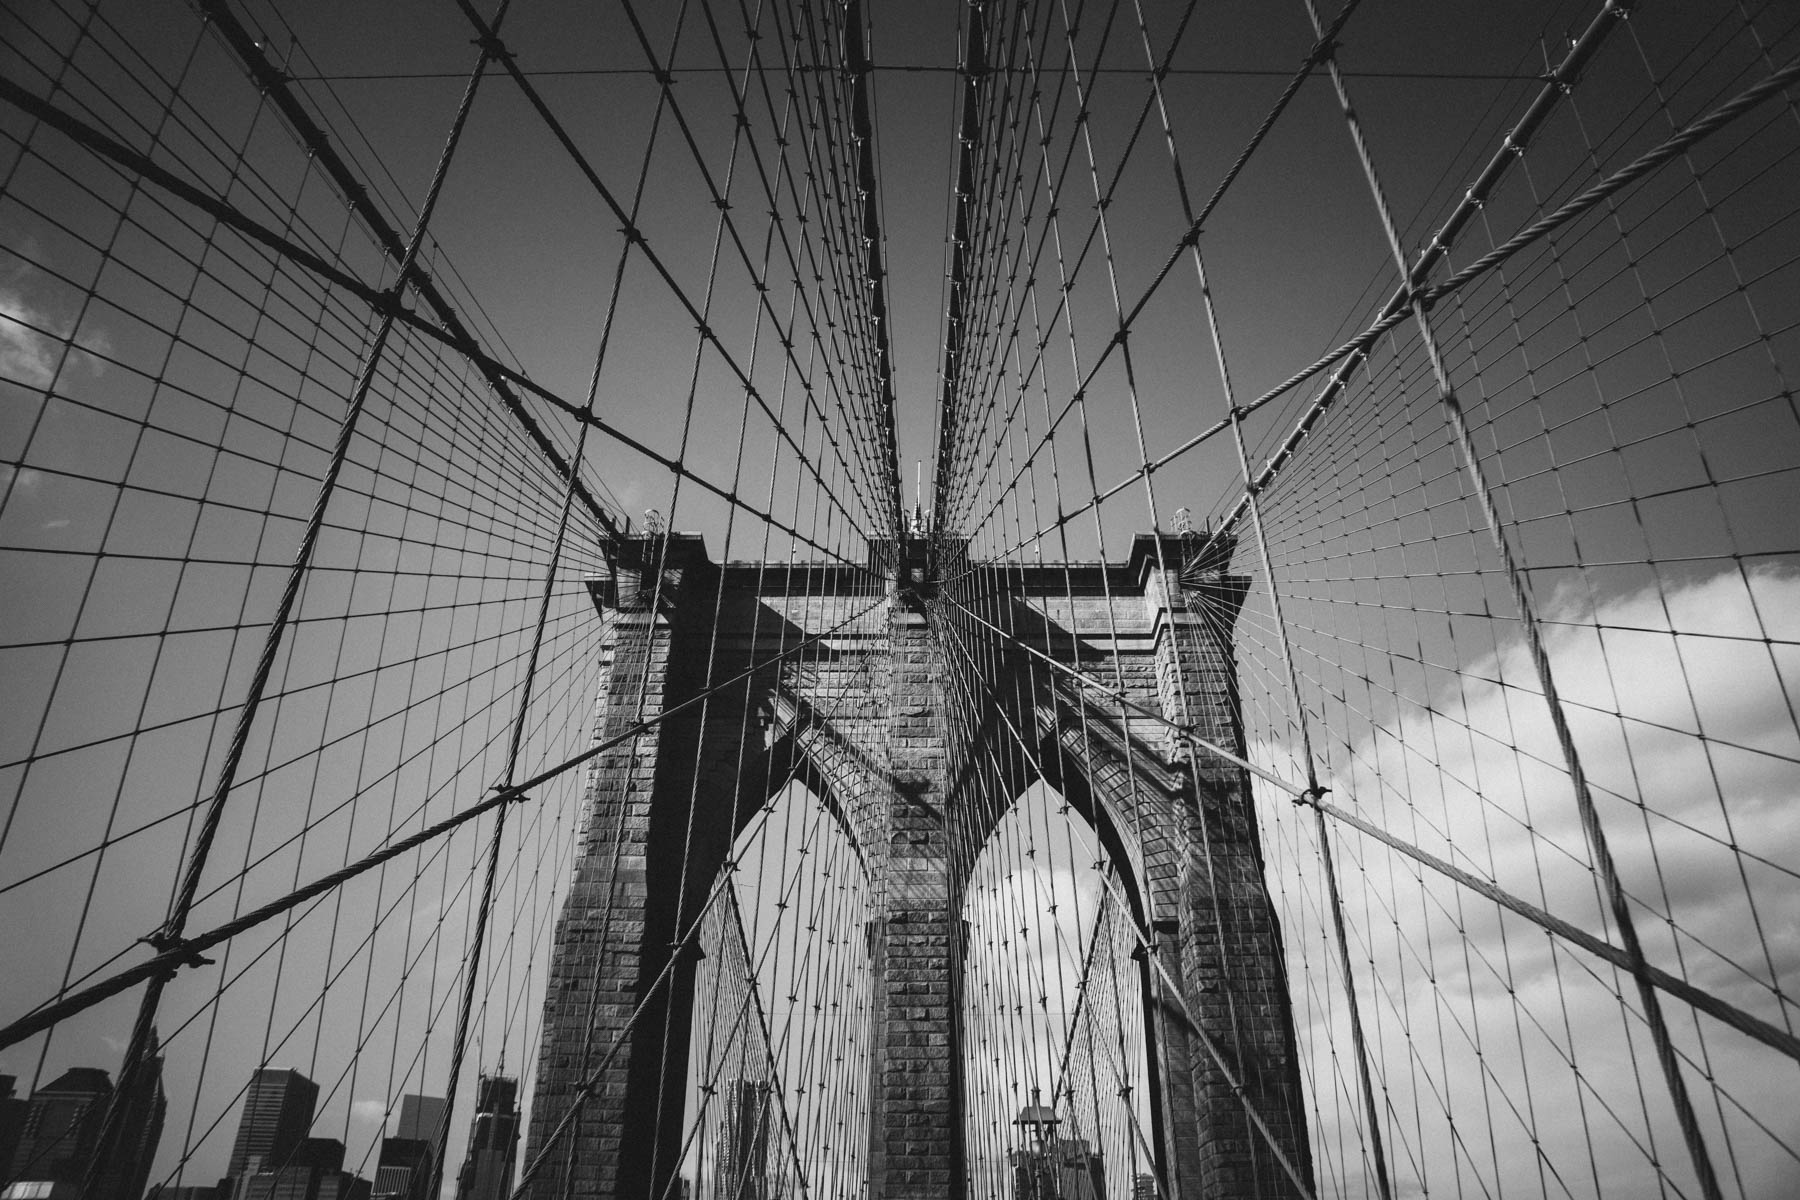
left=1302, top=0, right=1731, bottom=1188
left=450, top=0, right=887, bottom=548
left=1061, top=0, right=1320, bottom=1180
left=620, top=0, right=865, bottom=1173
left=0, top=37, right=282, bottom=1139
left=0, top=599, right=604, bottom=918
left=943, top=0, right=1198, bottom=543
left=931, top=579, right=1800, bottom=1066
left=1604, top=12, right=1798, bottom=1036
left=230, top=0, right=559, bottom=403
left=0, top=4, right=222, bottom=902
left=721, top=0, right=900, bottom=531
left=938, top=6, right=1089, bottom=1182
left=975, top=0, right=1633, bottom=567
left=731, top=765, right=870, bottom=1197
left=0, top=70, right=894, bottom=571
left=501, top=736, right=870, bottom=1200
left=929, top=604, right=1321, bottom=1197
left=977, top=47, right=1800, bottom=571
left=965, top=5, right=1293, bottom=1188
left=943, top=0, right=1368, bottom=549
left=1, top=15, right=374, bottom=1181
left=0, top=76, right=881, bottom=562
left=784, top=0, right=905, bottom=530
left=1125, top=0, right=1397, bottom=1186
left=1015, top=5, right=1169, bottom=1189
left=190, top=1, right=631, bottom=546
left=0, top=582, right=891, bottom=1052
left=1049, top=882, right=1162, bottom=1197
left=933, top=1, right=1054, bottom=533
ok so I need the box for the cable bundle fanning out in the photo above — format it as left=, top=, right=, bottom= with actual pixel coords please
left=2, top=0, right=1797, bottom=1199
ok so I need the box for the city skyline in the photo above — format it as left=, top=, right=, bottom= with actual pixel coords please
left=0, top=1057, right=520, bottom=1200
left=2, top=0, right=1795, bottom=1196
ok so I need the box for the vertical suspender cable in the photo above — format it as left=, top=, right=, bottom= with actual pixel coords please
left=88, top=4, right=514, bottom=1191
left=1294, top=1, right=1723, bottom=1196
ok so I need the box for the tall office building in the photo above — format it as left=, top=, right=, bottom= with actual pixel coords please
left=452, top=1077, right=517, bottom=1200
left=234, top=1137, right=352, bottom=1200
left=227, top=1070, right=319, bottom=1179
left=369, top=1094, right=446, bottom=1200
left=391, top=1099, right=446, bottom=1174
left=1131, top=1172, right=1159, bottom=1200
left=145, top=1187, right=223, bottom=1200
left=0, top=1075, right=28, bottom=1183
left=91, top=1028, right=168, bottom=1200
left=0, top=1049, right=163, bottom=1200
left=5, top=1067, right=111, bottom=1189
left=715, top=1079, right=771, bottom=1200
left=370, top=1138, right=429, bottom=1200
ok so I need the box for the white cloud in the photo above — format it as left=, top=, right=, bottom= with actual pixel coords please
left=0, top=281, right=111, bottom=388
left=0, top=288, right=61, bottom=386
left=1265, top=566, right=1800, bottom=1197
left=350, top=1097, right=391, bottom=1127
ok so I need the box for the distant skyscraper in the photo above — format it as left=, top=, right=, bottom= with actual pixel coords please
left=6, top=1067, right=112, bottom=1189
left=715, top=1079, right=771, bottom=1200
left=228, top=1071, right=319, bottom=1179
left=1131, top=1172, right=1159, bottom=1200
left=371, top=1137, right=430, bottom=1200
left=93, top=1027, right=168, bottom=1200
left=2, top=1039, right=165, bottom=1199
left=0, top=1075, right=27, bottom=1182
left=235, top=1137, right=348, bottom=1200
left=145, top=1187, right=224, bottom=1200
left=453, top=1077, right=517, bottom=1200
left=312, top=1174, right=370, bottom=1200
left=369, top=1094, right=446, bottom=1200
left=392, top=1098, right=447, bottom=1173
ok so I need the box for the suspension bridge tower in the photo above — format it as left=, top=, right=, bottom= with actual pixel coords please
left=524, top=529, right=1311, bottom=1198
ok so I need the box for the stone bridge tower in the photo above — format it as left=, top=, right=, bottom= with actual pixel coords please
left=523, top=532, right=1311, bottom=1199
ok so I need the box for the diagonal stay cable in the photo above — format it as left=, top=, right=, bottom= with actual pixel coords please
left=0, top=75, right=874, bottom=565
left=0, top=590, right=887, bottom=1054
left=76, top=8, right=523, bottom=1188
left=963, top=0, right=1614, bottom=564
left=928, top=607, right=1320, bottom=1198
left=194, top=0, right=627, bottom=542
left=451, top=0, right=880, bottom=543
left=947, top=0, right=1364, bottom=542
left=933, top=586, right=1800, bottom=1068
left=974, top=43, right=1800, bottom=571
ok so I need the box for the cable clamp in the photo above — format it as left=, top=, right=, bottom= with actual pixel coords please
left=1306, top=36, right=1341, bottom=68
left=1296, top=784, right=1331, bottom=807
left=142, top=929, right=214, bottom=972
left=375, top=282, right=410, bottom=318
left=471, top=33, right=514, bottom=62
